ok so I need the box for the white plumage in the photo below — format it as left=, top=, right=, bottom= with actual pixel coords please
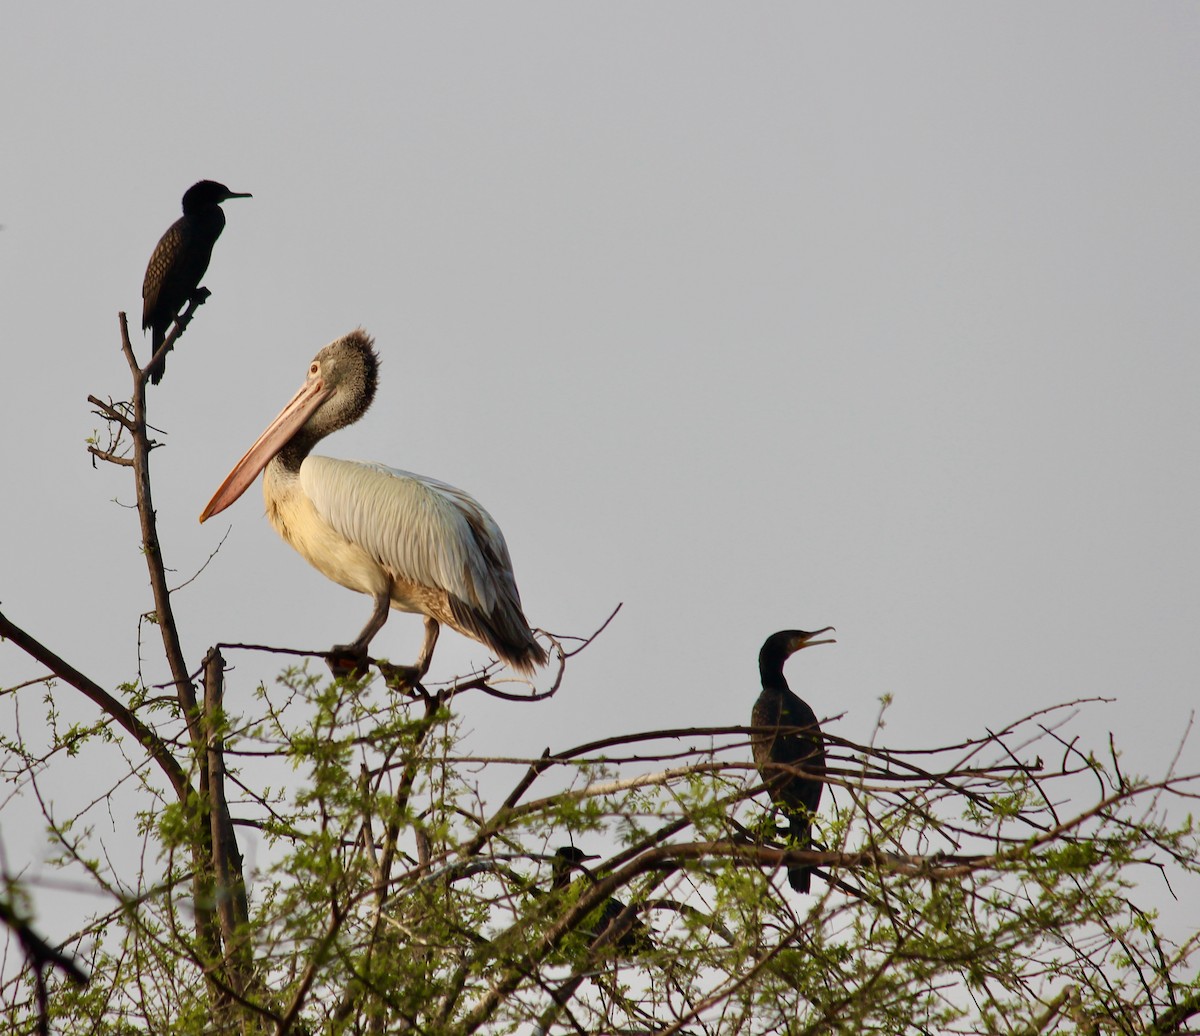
left=201, top=330, right=545, bottom=681
left=296, top=458, right=516, bottom=615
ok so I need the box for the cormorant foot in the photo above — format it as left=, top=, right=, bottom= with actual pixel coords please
left=191, top=286, right=212, bottom=304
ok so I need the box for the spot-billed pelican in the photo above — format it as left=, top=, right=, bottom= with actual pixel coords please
left=750, top=628, right=834, bottom=892
left=142, top=180, right=251, bottom=384
left=200, top=329, right=546, bottom=683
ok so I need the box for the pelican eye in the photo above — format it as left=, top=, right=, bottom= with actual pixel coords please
left=310, top=362, right=319, bottom=375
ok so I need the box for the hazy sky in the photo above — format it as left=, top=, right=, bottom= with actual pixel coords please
left=3, top=5, right=1198, bottom=934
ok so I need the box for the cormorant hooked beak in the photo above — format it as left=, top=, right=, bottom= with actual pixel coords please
left=790, top=628, right=836, bottom=652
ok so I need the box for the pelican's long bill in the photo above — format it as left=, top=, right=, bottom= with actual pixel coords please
left=199, top=374, right=333, bottom=522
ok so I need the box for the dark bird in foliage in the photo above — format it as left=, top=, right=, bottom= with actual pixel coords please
left=141, top=179, right=251, bottom=384
left=550, top=846, right=600, bottom=893
left=551, top=846, right=652, bottom=953
left=751, top=628, right=834, bottom=893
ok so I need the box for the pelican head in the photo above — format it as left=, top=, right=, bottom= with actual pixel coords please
left=200, top=329, right=379, bottom=522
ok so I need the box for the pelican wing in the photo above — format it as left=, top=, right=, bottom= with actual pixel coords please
left=299, top=456, right=517, bottom=613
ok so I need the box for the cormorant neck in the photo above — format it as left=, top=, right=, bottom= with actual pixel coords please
left=550, top=858, right=577, bottom=891
left=759, top=652, right=791, bottom=692
left=184, top=205, right=227, bottom=233
left=759, top=635, right=796, bottom=692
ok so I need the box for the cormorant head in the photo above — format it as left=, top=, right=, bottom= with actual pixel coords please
left=182, top=180, right=253, bottom=212
left=550, top=845, right=600, bottom=888
left=759, top=628, right=835, bottom=683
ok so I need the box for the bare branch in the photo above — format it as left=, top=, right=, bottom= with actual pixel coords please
left=112, top=313, right=198, bottom=717
left=140, top=290, right=210, bottom=387
left=0, top=897, right=89, bottom=1036
left=0, top=607, right=190, bottom=801
left=203, top=649, right=252, bottom=991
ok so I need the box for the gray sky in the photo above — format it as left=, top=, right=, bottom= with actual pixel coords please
left=2, top=5, right=1198, bottom=933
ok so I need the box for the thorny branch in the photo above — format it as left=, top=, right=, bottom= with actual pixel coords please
left=0, top=608, right=190, bottom=800
left=113, top=312, right=198, bottom=716
left=0, top=899, right=88, bottom=1036
left=203, top=649, right=253, bottom=994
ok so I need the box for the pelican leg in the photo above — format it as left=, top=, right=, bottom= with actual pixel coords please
left=350, top=592, right=392, bottom=651
left=376, top=619, right=441, bottom=693
left=371, top=619, right=439, bottom=693
left=327, top=592, right=391, bottom=678
left=413, top=618, right=440, bottom=676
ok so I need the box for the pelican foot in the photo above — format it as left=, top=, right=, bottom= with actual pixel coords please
left=326, top=644, right=371, bottom=680
left=376, top=662, right=423, bottom=693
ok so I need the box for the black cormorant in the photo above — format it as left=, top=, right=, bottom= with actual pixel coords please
left=750, top=628, right=834, bottom=893
left=550, top=846, right=651, bottom=952
left=141, top=180, right=251, bottom=384
left=550, top=846, right=599, bottom=891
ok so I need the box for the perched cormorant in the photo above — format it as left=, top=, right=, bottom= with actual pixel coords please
left=750, top=628, right=835, bottom=893
left=550, top=846, right=651, bottom=953
left=550, top=846, right=599, bottom=891
left=141, top=180, right=251, bottom=384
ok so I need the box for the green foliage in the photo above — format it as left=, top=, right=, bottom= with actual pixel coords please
left=4, top=655, right=1200, bottom=1035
